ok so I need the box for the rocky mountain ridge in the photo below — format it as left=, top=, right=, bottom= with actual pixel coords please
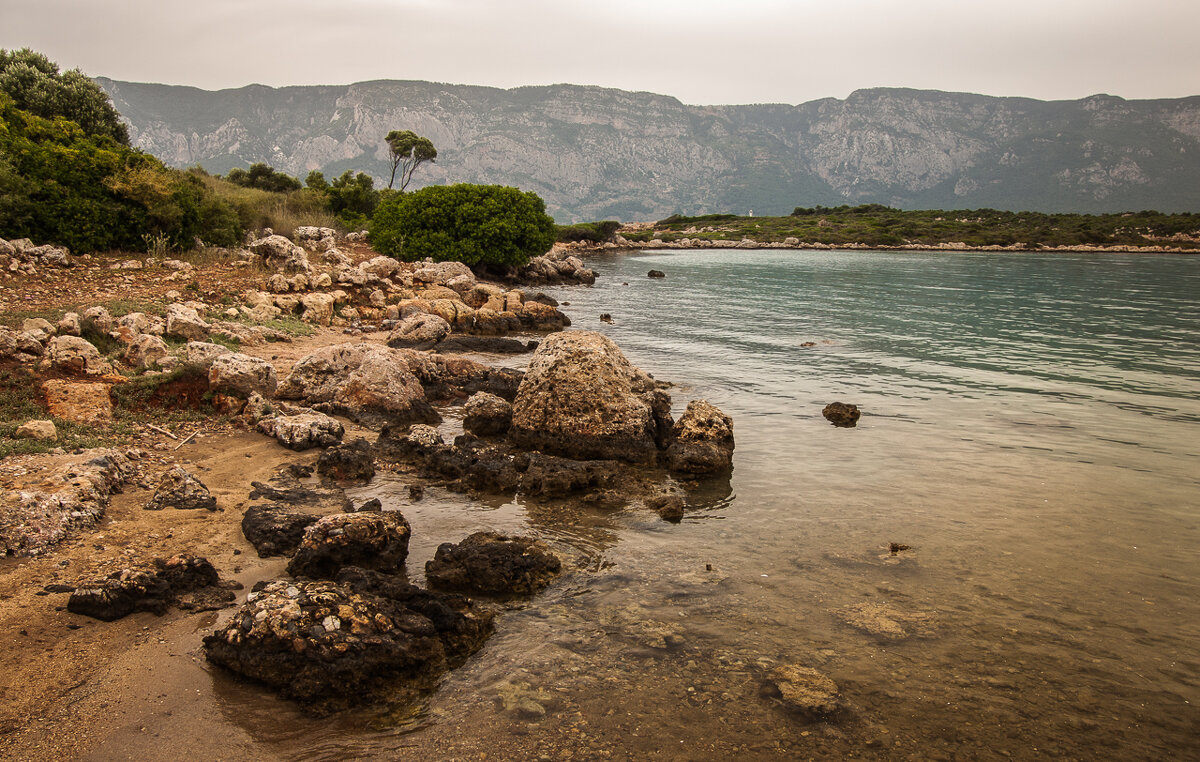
left=96, top=78, right=1200, bottom=220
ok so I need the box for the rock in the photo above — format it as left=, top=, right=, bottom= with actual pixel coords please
left=45, top=336, right=111, bottom=376
left=14, top=420, right=57, bottom=441
left=0, top=327, right=43, bottom=360
left=68, top=554, right=230, bottom=621
left=414, top=260, right=473, bottom=285
left=42, top=380, right=112, bottom=424
left=425, top=532, right=561, bottom=596
left=599, top=313, right=614, bottom=324
left=293, top=226, right=337, bottom=246
left=386, top=313, right=451, bottom=349
left=203, top=573, right=493, bottom=706
left=266, top=273, right=290, bottom=293
left=462, top=392, right=512, bottom=436
left=80, top=306, right=115, bottom=335
left=275, top=343, right=439, bottom=427
left=428, top=299, right=475, bottom=330
left=208, top=352, right=278, bottom=397
left=434, top=335, right=537, bottom=354
left=123, top=334, right=171, bottom=369
left=647, top=270, right=666, bottom=278
left=445, top=272, right=477, bottom=296
left=248, top=466, right=352, bottom=512
left=145, top=466, right=218, bottom=511
left=112, top=312, right=164, bottom=344
left=182, top=341, right=233, bottom=369
left=837, top=602, right=938, bottom=641
left=21, top=317, right=55, bottom=342
left=509, top=331, right=664, bottom=463
left=241, top=503, right=323, bottom=558
left=360, top=255, right=401, bottom=279
left=663, top=399, right=735, bottom=474
left=56, top=312, right=82, bottom=337
left=299, top=292, right=336, bottom=326
left=165, top=304, right=211, bottom=342
left=766, top=665, right=842, bottom=719
left=316, top=438, right=376, bottom=483
left=823, top=402, right=861, bottom=427
left=287, top=512, right=412, bottom=579
left=647, top=492, right=685, bottom=522
left=258, top=412, right=345, bottom=451
left=250, top=234, right=310, bottom=273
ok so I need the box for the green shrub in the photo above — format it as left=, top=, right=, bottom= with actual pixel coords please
left=370, top=183, right=557, bottom=267
left=225, top=163, right=302, bottom=193
left=557, top=220, right=620, bottom=243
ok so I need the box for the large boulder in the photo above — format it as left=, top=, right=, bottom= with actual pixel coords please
left=67, top=554, right=231, bottom=621
left=202, top=572, right=493, bottom=706
left=663, top=399, right=735, bottom=473
left=45, top=336, right=111, bottom=376
left=250, top=234, right=310, bottom=273
left=508, top=331, right=667, bottom=463
left=165, top=304, right=211, bottom=342
left=208, top=352, right=278, bottom=397
left=145, top=466, right=218, bottom=511
left=241, top=504, right=323, bottom=558
left=182, top=341, right=234, bottom=369
left=287, top=512, right=412, bottom=579
left=275, top=343, right=439, bottom=427
left=299, top=293, right=336, bottom=326
left=386, top=313, right=451, bottom=349
left=425, top=532, right=561, bottom=596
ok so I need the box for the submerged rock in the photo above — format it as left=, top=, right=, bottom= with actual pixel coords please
left=67, top=554, right=232, bottom=621
left=837, top=601, right=938, bottom=642
left=203, top=573, right=493, bottom=706
left=766, top=665, right=843, bottom=719
left=144, top=466, right=218, bottom=511
left=287, top=512, right=412, bottom=580
left=425, top=532, right=562, bottom=596
left=822, top=402, right=861, bottom=428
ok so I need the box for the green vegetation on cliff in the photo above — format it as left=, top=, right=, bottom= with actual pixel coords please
left=635, top=206, right=1200, bottom=250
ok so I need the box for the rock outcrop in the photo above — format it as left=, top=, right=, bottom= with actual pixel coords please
left=287, top=512, right=412, bottom=580
left=66, top=554, right=232, bottom=621
left=425, top=532, right=561, bottom=596
left=144, top=466, right=218, bottom=511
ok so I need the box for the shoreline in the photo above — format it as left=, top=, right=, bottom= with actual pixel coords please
left=560, top=239, right=1199, bottom=255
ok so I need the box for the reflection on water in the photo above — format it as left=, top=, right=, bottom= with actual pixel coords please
left=223, top=249, right=1200, bottom=759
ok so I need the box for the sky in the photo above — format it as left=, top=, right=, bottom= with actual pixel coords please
left=2, top=0, right=1198, bottom=105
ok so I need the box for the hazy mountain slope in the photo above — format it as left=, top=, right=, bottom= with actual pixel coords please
left=96, top=78, right=1200, bottom=221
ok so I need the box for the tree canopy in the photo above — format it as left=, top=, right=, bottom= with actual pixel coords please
left=225, top=163, right=302, bottom=192
left=0, top=47, right=129, bottom=144
left=385, top=129, right=437, bottom=191
left=369, top=183, right=556, bottom=267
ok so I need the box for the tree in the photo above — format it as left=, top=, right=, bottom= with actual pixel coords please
left=0, top=47, right=129, bottom=144
left=225, top=162, right=301, bottom=192
left=385, top=129, right=437, bottom=191
left=369, top=183, right=556, bottom=267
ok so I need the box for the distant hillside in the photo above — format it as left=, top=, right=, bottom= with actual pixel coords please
left=96, top=78, right=1200, bottom=221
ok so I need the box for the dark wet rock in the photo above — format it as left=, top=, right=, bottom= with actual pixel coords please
left=663, top=399, right=735, bottom=474
left=599, top=313, right=613, bottom=324
left=647, top=492, right=685, bottom=522
left=287, top=512, right=412, bottom=580
left=241, top=504, right=323, bottom=558
left=67, top=554, right=231, bottom=621
left=144, top=466, right=218, bottom=511
left=203, top=573, right=493, bottom=706
left=462, top=392, right=513, bottom=437
left=509, top=331, right=665, bottom=464
left=647, top=270, right=666, bottom=278
left=408, top=485, right=425, bottom=501
left=355, top=498, right=383, bottom=513
left=766, top=665, right=843, bottom=719
left=425, top=532, right=562, bottom=596
left=515, top=452, right=621, bottom=496
left=837, top=601, right=938, bottom=642
left=822, top=402, right=861, bottom=428
left=434, top=336, right=538, bottom=354
left=257, top=412, right=345, bottom=451
left=316, top=438, right=376, bottom=483
left=248, top=467, right=353, bottom=512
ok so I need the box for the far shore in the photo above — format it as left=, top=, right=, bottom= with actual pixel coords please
left=560, top=239, right=1198, bottom=256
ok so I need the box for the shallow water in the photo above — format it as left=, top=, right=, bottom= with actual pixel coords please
left=222, top=249, right=1200, bottom=759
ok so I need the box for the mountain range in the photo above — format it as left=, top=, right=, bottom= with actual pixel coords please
left=96, top=78, right=1200, bottom=222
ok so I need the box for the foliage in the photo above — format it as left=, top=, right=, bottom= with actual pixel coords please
left=0, top=47, right=128, bottom=144
left=190, top=170, right=337, bottom=234
left=326, top=170, right=383, bottom=228
left=630, top=205, right=1200, bottom=250
left=225, top=162, right=302, bottom=193
left=385, top=130, right=437, bottom=191
left=556, top=220, right=621, bottom=244
left=370, top=183, right=557, bottom=267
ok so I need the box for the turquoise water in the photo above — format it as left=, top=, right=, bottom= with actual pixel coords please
left=224, top=249, right=1200, bottom=760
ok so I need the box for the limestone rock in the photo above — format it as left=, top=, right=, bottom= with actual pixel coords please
left=21, top=318, right=55, bottom=342
left=14, top=420, right=57, bottom=441
left=509, top=331, right=664, bottom=463
left=182, top=341, right=233, bottom=369
left=124, top=334, right=171, bottom=369
left=316, top=438, right=376, bottom=483
left=250, top=234, right=310, bottom=273
left=165, top=304, right=211, bottom=342
left=80, top=306, right=114, bottom=335
left=360, top=255, right=401, bottom=279
left=42, top=380, right=112, bottom=424
left=145, top=466, right=218, bottom=511
left=425, top=531, right=561, bottom=596
left=386, top=313, right=450, bottom=349
left=287, top=512, right=412, bottom=579
left=208, top=352, right=278, bottom=397
left=414, top=260, right=472, bottom=285
left=663, top=399, right=734, bottom=474
left=241, top=503, right=323, bottom=558
left=67, top=554, right=230, bottom=621
left=299, top=292, right=336, bottom=326
left=56, top=312, right=82, bottom=337
left=258, top=412, right=345, bottom=451
left=45, top=336, right=111, bottom=376
left=462, top=391, right=512, bottom=436
left=767, top=665, right=843, bottom=718
left=837, top=602, right=938, bottom=642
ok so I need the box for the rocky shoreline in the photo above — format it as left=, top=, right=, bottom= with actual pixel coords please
left=560, top=236, right=1199, bottom=255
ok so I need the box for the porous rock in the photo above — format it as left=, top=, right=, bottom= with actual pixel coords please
left=287, top=512, right=412, bottom=579
left=208, top=352, right=278, bottom=397
left=462, top=392, right=512, bottom=437
left=123, top=334, right=171, bottom=369
left=45, top=335, right=111, bottom=376
left=258, top=412, right=345, bottom=451
left=663, top=399, right=735, bottom=474
left=67, top=554, right=229, bottom=621
left=387, top=313, right=451, bottom=349
left=241, top=503, right=322, bottom=558
left=165, top=304, right=211, bottom=342
left=14, top=420, right=57, bottom=441
left=250, top=234, right=310, bottom=273
left=823, top=402, right=861, bottom=427
left=145, top=466, right=218, bottom=511
left=316, top=438, right=376, bottom=483
left=766, top=665, right=843, bottom=719
left=425, top=532, right=561, bottom=596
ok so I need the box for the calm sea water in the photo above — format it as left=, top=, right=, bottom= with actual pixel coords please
left=219, top=249, right=1200, bottom=760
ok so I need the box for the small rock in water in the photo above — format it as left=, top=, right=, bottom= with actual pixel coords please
left=647, top=270, right=666, bottom=278
left=822, top=402, right=860, bottom=427
left=408, top=484, right=425, bottom=501
left=599, top=313, right=614, bottom=324
left=766, top=664, right=842, bottom=719
left=889, top=542, right=911, bottom=554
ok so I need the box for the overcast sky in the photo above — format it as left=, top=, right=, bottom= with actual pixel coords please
left=3, top=0, right=1197, bottom=105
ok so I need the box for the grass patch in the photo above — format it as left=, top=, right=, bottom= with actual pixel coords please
left=0, top=364, right=117, bottom=457
left=230, top=313, right=315, bottom=338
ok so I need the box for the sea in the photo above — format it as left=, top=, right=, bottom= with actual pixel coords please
left=215, top=248, right=1200, bottom=760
